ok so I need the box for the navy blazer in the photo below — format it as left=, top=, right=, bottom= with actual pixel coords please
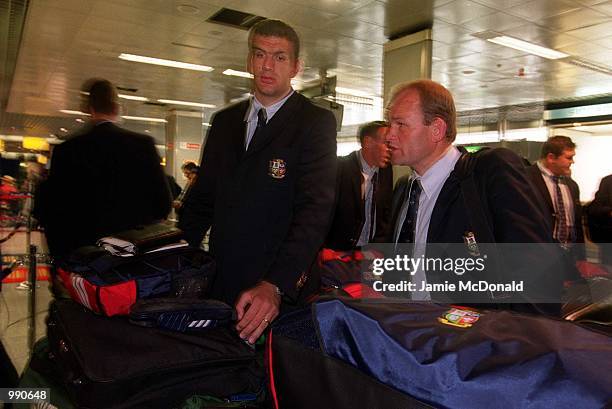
left=325, top=150, right=393, bottom=250
left=179, top=92, right=337, bottom=303
left=388, top=148, right=561, bottom=308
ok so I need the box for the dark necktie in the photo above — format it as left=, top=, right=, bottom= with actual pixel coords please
left=246, top=108, right=267, bottom=150
left=368, top=172, right=378, bottom=242
left=398, top=179, right=422, bottom=250
left=552, top=176, right=569, bottom=243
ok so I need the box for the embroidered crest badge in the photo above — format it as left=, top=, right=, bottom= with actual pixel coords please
left=268, top=159, right=287, bottom=179
left=438, top=307, right=482, bottom=328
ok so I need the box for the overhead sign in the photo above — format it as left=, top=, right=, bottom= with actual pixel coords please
left=179, top=142, right=201, bottom=150
left=544, top=102, right=612, bottom=120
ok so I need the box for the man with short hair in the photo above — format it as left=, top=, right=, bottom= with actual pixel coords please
left=179, top=19, right=337, bottom=343
left=526, top=136, right=584, bottom=257
left=325, top=121, right=393, bottom=250
left=36, top=78, right=171, bottom=259
left=385, top=79, right=560, bottom=311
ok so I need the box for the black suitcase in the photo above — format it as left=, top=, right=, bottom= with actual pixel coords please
left=47, top=300, right=263, bottom=409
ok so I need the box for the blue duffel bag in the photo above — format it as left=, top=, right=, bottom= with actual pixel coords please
left=270, top=298, right=611, bottom=409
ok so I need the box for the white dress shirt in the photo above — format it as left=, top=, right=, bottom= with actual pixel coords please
left=244, top=90, right=294, bottom=149
left=536, top=161, right=574, bottom=240
left=394, top=145, right=462, bottom=300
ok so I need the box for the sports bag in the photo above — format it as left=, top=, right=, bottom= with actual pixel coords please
left=269, top=297, right=612, bottom=409
left=47, top=299, right=263, bottom=409
left=57, top=246, right=215, bottom=316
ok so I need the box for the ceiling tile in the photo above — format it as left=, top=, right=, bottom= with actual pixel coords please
left=282, top=0, right=371, bottom=15
left=505, top=0, right=579, bottom=21
left=565, top=21, right=612, bottom=41
left=434, top=0, right=497, bottom=25
left=502, top=24, right=582, bottom=49
left=346, top=1, right=387, bottom=26
left=471, top=0, right=530, bottom=9
left=539, top=7, right=609, bottom=31
left=461, top=11, right=528, bottom=32
left=557, top=40, right=610, bottom=57
left=591, top=0, right=612, bottom=15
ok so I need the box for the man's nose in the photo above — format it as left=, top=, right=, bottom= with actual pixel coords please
left=262, top=55, right=273, bottom=70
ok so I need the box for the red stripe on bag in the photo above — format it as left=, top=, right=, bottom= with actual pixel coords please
left=267, top=331, right=280, bottom=409
left=98, top=280, right=137, bottom=316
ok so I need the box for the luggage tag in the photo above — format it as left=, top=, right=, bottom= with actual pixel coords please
left=438, top=307, right=482, bottom=328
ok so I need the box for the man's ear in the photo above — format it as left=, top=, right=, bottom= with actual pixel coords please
left=291, top=58, right=303, bottom=78
left=430, top=117, right=447, bottom=142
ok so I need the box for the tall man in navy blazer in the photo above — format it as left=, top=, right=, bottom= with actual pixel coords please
left=179, top=20, right=337, bottom=343
left=385, top=80, right=560, bottom=310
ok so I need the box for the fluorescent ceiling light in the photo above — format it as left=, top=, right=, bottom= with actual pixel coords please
left=59, top=109, right=90, bottom=116
left=118, top=53, right=214, bottom=72
left=118, top=94, right=149, bottom=101
left=223, top=69, right=253, bottom=79
left=486, top=36, right=569, bottom=60
left=158, top=99, right=216, bottom=108
left=121, top=115, right=167, bottom=123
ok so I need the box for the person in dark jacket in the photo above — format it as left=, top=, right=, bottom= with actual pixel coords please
left=385, top=79, right=561, bottom=313
left=587, top=174, right=612, bottom=266
left=179, top=19, right=337, bottom=343
left=325, top=121, right=393, bottom=250
left=36, top=78, right=171, bottom=260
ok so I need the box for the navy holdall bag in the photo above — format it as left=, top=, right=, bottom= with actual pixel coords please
left=269, top=298, right=611, bottom=409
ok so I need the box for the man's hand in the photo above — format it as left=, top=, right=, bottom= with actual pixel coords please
left=235, top=281, right=281, bottom=344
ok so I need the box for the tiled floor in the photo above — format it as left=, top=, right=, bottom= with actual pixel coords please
left=1, top=229, right=51, bottom=376
left=1, top=280, right=52, bottom=375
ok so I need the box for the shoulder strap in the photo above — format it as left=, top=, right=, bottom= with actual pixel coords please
left=456, top=151, right=495, bottom=244
left=455, top=150, right=509, bottom=301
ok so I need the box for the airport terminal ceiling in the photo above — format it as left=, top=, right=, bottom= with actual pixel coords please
left=1, top=0, right=612, bottom=144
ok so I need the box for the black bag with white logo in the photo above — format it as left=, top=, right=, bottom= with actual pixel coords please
left=47, top=299, right=263, bottom=409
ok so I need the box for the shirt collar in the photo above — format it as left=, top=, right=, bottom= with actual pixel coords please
left=537, top=160, right=559, bottom=179
left=358, top=149, right=378, bottom=176
left=415, top=145, right=461, bottom=199
left=244, top=89, right=294, bottom=123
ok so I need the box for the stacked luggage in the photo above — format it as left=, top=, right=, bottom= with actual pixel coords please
left=31, top=223, right=265, bottom=409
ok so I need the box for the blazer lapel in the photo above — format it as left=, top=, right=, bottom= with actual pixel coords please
left=428, top=173, right=461, bottom=242
left=349, top=151, right=364, bottom=215
left=231, top=101, right=250, bottom=161
left=390, top=176, right=410, bottom=243
left=244, top=92, right=303, bottom=159
left=535, top=171, right=554, bottom=213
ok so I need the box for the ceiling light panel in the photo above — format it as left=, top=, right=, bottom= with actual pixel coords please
left=223, top=69, right=253, bottom=79
left=121, top=115, right=167, bottom=123
left=118, top=53, right=214, bottom=72
left=118, top=94, right=149, bottom=101
left=157, top=99, right=216, bottom=108
left=486, top=36, right=569, bottom=60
